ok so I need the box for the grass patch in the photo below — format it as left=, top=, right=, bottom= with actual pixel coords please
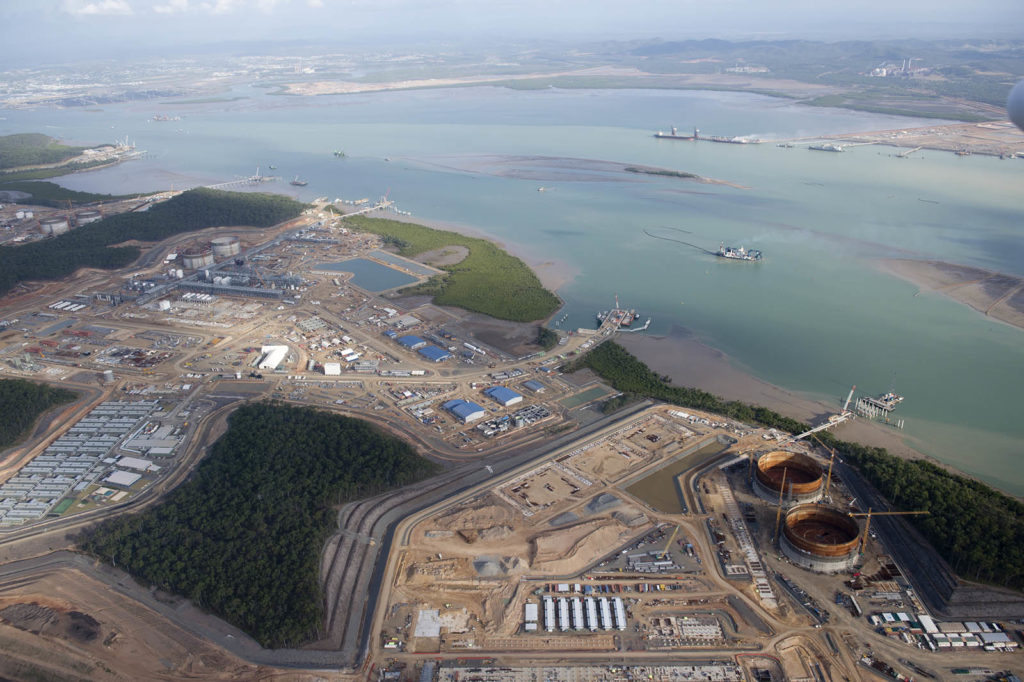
left=344, top=215, right=560, bottom=322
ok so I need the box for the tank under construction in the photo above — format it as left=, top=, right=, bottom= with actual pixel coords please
left=753, top=450, right=824, bottom=505
left=781, top=503, right=861, bottom=572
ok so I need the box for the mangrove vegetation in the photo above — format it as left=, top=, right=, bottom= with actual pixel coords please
left=345, top=215, right=560, bottom=322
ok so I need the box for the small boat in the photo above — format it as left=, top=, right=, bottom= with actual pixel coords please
left=290, top=176, right=308, bottom=187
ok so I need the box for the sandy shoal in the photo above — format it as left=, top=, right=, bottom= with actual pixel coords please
left=879, top=258, right=1024, bottom=332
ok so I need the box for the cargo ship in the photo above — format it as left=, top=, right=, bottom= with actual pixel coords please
left=290, top=176, right=308, bottom=186
left=717, top=243, right=762, bottom=261
left=654, top=126, right=698, bottom=140
left=654, top=126, right=760, bottom=144
left=809, top=143, right=845, bottom=152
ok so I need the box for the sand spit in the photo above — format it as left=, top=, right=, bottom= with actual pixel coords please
left=881, top=258, right=1024, bottom=332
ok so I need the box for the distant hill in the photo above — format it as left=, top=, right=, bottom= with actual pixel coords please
left=0, top=133, right=88, bottom=170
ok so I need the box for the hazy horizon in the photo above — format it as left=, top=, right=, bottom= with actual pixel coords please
left=2, top=0, right=1022, bottom=68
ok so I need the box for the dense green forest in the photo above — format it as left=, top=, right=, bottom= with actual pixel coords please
left=0, top=188, right=305, bottom=297
left=0, top=180, right=127, bottom=207
left=536, top=327, right=559, bottom=350
left=0, top=159, right=120, bottom=184
left=345, top=216, right=560, bottom=322
left=567, top=341, right=1024, bottom=590
left=0, top=379, right=77, bottom=449
left=80, top=403, right=437, bottom=648
left=0, top=134, right=87, bottom=170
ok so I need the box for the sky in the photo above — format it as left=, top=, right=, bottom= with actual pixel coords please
left=1, top=0, right=1022, bottom=66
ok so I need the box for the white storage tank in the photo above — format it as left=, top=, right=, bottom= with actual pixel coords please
left=75, top=209, right=102, bottom=225
left=40, top=216, right=70, bottom=235
left=182, top=247, right=215, bottom=269
left=211, top=236, right=241, bottom=258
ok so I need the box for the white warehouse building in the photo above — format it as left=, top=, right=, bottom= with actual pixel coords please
left=258, top=345, right=289, bottom=371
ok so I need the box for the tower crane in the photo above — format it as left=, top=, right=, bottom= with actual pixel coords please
left=809, top=433, right=838, bottom=500
left=848, top=508, right=930, bottom=554
left=771, top=467, right=789, bottom=543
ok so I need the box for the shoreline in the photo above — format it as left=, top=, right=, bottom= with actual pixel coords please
left=357, top=210, right=579, bottom=294
left=615, top=327, right=964, bottom=474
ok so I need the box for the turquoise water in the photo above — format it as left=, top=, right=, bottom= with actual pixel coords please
left=315, top=259, right=417, bottom=291
left=3, top=86, right=1022, bottom=494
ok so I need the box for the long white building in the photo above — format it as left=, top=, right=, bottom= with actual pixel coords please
left=258, top=345, right=289, bottom=370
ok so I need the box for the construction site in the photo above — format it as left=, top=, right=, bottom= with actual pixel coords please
left=0, top=191, right=1021, bottom=682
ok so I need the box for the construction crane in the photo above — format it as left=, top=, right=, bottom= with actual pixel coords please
left=659, top=525, right=680, bottom=560
left=809, top=433, right=838, bottom=500
left=771, top=467, right=789, bottom=543
left=848, top=508, right=930, bottom=554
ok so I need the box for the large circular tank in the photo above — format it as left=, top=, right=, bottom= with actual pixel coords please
left=753, top=450, right=823, bottom=505
left=40, top=216, right=70, bottom=235
left=211, top=236, right=241, bottom=258
left=781, top=504, right=861, bottom=572
left=182, top=247, right=215, bottom=269
left=75, top=210, right=102, bottom=225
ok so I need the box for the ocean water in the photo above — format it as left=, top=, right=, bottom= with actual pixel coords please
left=3, top=86, right=1023, bottom=494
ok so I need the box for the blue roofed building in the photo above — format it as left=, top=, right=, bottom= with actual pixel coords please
left=484, top=386, right=523, bottom=407
left=397, top=334, right=427, bottom=350
left=418, top=345, right=451, bottom=362
left=523, top=379, right=546, bottom=393
left=442, top=399, right=487, bottom=423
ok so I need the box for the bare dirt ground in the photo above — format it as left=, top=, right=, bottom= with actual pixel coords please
left=415, top=245, right=468, bottom=267
left=0, top=566, right=269, bottom=681
left=280, top=67, right=836, bottom=99
left=881, top=258, right=1024, bottom=331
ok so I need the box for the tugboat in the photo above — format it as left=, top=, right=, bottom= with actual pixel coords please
left=716, top=243, right=762, bottom=261
left=290, top=176, right=308, bottom=187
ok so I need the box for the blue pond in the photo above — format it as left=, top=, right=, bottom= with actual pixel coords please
left=316, top=258, right=418, bottom=292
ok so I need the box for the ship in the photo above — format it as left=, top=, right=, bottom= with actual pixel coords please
left=717, top=243, right=762, bottom=261
left=857, top=392, right=904, bottom=412
left=654, top=126, right=698, bottom=140
left=290, top=176, right=308, bottom=186
left=809, top=143, right=845, bottom=152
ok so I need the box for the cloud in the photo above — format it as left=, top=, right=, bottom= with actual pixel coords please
left=308, top=0, right=324, bottom=7
left=197, top=0, right=283, bottom=13
left=67, top=0, right=134, bottom=14
left=153, top=0, right=188, bottom=13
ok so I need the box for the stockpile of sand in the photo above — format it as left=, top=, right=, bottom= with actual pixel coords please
left=433, top=499, right=514, bottom=531
left=530, top=519, right=629, bottom=574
